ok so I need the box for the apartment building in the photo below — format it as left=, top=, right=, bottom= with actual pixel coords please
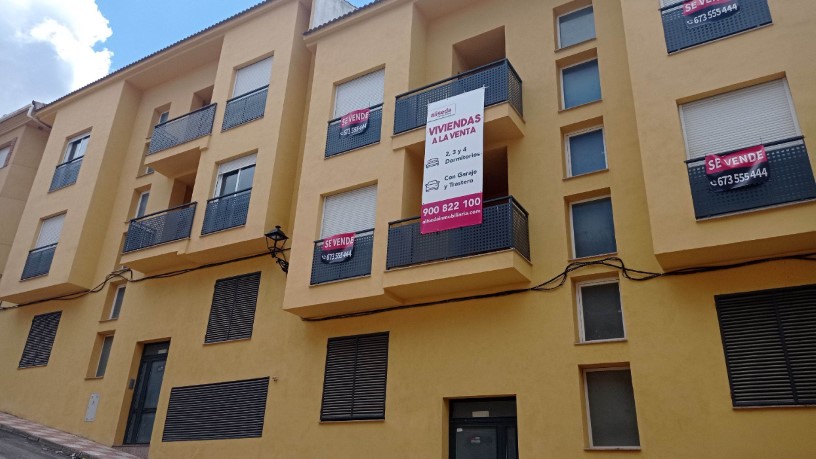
left=0, top=0, right=814, bottom=458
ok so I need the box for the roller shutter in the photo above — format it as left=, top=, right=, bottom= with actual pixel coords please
left=320, top=185, right=377, bottom=239
left=35, top=214, right=65, bottom=248
left=233, top=57, right=273, bottom=97
left=333, top=69, right=385, bottom=118
left=19, top=311, right=62, bottom=368
left=204, top=272, right=261, bottom=343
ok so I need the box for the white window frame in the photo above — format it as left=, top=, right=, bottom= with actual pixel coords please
left=583, top=366, right=641, bottom=450
left=557, top=5, right=596, bottom=49
left=565, top=125, right=607, bottom=177
left=134, top=191, right=150, bottom=218
left=35, top=213, right=66, bottom=249
left=158, top=111, right=170, bottom=125
left=63, top=133, right=90, bottom=163
left=109, top=285, right=126, bottom=320
left=560, top=57, right=601, bottom=110
left=569, top=195, right=616, bottom=260
left=576, top=278, right=626, bottom=343
left=94, top=334, right=114, bottom=378
left=232, top=57, right=273, bottom=98
left=214, top=154, right=257, bottom=198
left=0, top=144, right=12, bottom=169
left=333, top=68, right=386, bottom=119
left=320, top=184, right=378, bottom=239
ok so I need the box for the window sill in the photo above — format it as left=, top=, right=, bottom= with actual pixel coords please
left=585, top=446, right=641, bottom=452
left=99, top=318, right=118, bottom=323
left=733, top=404, right=816, bottom=410
left=576, top=338, right=627, bottom=346
left=555, top=37, right=597, bottom=53
left=564, top=168, right=609, bottom=181
left=85, top=376, right=104, bottom=381
left=560, top=99, right=603, bottom=113
left=203, top=337, right=252, bottom=346
left=569, top=252, right=618, bottom=263
left=319, top=418, right=385, bottom=424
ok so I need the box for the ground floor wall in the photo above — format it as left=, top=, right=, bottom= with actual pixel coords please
left=0, top=255, right=814, bottom=458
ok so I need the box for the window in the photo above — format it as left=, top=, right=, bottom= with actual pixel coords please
left=204, top=272, right=261, bottom=343
left=566, top=127, right=606, bottom=176
left=321, top=184, right=378, bottom=238
left=135, top=192, right=149, bottom=218
left=571, top=197, right=616, bottom=258
left=110, top=285, right=126, bottom=320
left=321, top=332, right=389, bottom=421
left=233, top=57, right=273, bottom=98
left=63, top=133, right=90, bottom=163
left=716, top=284, right=816, bottom=407
left=333, top=69, right=385, bottom=118
left=558, top=6, right=596, bottom=48
left=578, top=280, right=625, bottom=342
left=561, top=59, right=601, bottom=109
left=584, top=368, right=640, bottom=448
left=19, top=311, right=62, bottom=368
left=36, top=213, right=66, bottom=249
left=215, top=154, right=256, bottom=197
left=0, top=142, right=12, bottom=168
left=95, top=335, right=114, bottom=377
left=158, top=111, right=169, bottom=125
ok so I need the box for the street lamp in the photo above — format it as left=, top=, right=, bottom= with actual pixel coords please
left=265, top=226, right=289, bottom=273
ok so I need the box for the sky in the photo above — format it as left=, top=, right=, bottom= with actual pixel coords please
left=0, top=0, right=371, bottom=117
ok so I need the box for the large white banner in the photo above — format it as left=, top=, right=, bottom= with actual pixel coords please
left=421, top=88, right=485, bottom=234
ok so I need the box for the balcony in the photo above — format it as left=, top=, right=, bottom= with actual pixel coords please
left=222, top=86, right=268, bottom=131
left=149, top=104, right=216, bottom=154
left=394, top=59, right=522, bottom=135
left=21, top=244, right=57, bottom=280
left=310, top=230, right=374, bottom=285
left=49, top=157, right=82, bottom=192
left=686, top=137, right=816, bottom=219
left=383, top=197, right=532, bottom=299
left=325, top=104, right=383, bottom=158
left=661, top=0, right=772, bottom=54
left=123, top=203, right=196, bottom=253
left=201, top=189, right=251, bottom=235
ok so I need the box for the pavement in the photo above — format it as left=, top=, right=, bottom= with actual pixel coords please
left=0, top=412, right=139, bottom=459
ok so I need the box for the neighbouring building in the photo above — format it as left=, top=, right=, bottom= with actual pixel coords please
left=0, top=0, right=814, bottom=458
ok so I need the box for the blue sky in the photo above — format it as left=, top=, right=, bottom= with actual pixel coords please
left=0, top=0, right=371, bottom=116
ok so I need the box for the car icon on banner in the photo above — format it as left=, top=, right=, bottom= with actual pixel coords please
left=425, top=180, right=440, bottom=191
left=425, top=158, right=439, bottom=168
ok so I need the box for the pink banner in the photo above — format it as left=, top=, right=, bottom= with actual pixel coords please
left=420, top=192, right=483, bottom=234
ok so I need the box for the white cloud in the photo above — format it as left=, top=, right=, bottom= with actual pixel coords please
left=0, top=0, right=113, bottom=116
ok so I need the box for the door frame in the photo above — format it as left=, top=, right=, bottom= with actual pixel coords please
left=124, top=342, right=169, bottom=445
left=449, top=397, right=518, bottom=459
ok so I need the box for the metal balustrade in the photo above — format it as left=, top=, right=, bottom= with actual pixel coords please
left=661, top=0, right=772, bottom=53
left=123, top=203, right=197, bottom=253
left=310, top=229, right=374, bottom=285
left=394, top=59, right=523, bottom=135
left=49, top=157, right=82, bottom=192
left=325, top=104, right=383, bottom=158
left=201, top=189, right=251, bottom=235
left=148, top=104, right=216, bottom=154
left=685, top=137, right=816, bottom=219
left=386, top=196, right=530, bottom=269
left=222, top=86, right=268, bottom=131
left=21, top=244, right=57, bottom=280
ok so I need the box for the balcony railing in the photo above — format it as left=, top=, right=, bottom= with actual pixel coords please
left=21, top=244, right=57, bottom=280
left=394, top=59, right=523, bottom=135
left=148, top=104, right=216, bottom=154
left=123, top=203, right=197, bottom=253
left=49, top=157, right=82, bottom=192
left=661, top=0, right=772, bottom=53
left=325, top=104, right=383, bottom=158
left=222, top=86, right=268, bottom=131
left=685, top=137, right=816, bottom=219
left=386, top=196, right=530, bottom=269
left=310, top=229, right=374, bottom=285
left=201, top=189, right=251, bottom=235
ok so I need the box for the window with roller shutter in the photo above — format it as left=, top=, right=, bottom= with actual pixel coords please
left=716, top=284, right=816, bottom=407
left=204, top=272, right=261, bottom=344
left=320, top=332, right=389, bottom=421
left=19, top=311, right=62, bottom=368
left=325, top=69, right=385, bottom=157
left=223, top=57, right=273, bottom=130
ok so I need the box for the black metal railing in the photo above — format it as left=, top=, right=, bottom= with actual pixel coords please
left=123, top=203, right=197, bottom=253
left=685, top=137, right=816, bottom=219
left=661, top=0, right=772, bottom=53
left=49, top=157, right=82, bottom=192
left=148, top=104, right=216, bottom=154
left=310, top=229, right=374, bottom=285
left=325, top=104, right=383, bottom=158
left=201, top=189, right=251, bottom=235
left=393, top=59, right=523, bottom=135
left=21, top=244, right=57, bottom=280
left=222, top=86, right=268, bottom=131
left=386, top=196, right=530, bottom=269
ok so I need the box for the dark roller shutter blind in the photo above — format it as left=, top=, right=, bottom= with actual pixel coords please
left=321, top=332, right=389, bottom=421
left=204, top=272, right=261, bottom=343
left=716, top=284, right=816, bottom=407
left=19, top=311, right=62, bottom=368
left=162, top=377, right=269, bottom=442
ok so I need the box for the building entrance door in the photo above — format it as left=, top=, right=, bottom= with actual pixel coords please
left=124, top=342, right=169, bottom=444
left=450, top=398, right=518, bottom=459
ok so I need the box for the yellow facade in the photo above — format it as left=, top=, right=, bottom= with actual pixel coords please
left=0, top=0, right=814, bottom=458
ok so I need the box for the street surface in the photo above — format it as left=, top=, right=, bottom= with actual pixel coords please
left=0, top=429, right=68, bottom=458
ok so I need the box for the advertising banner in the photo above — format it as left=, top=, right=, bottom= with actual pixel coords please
left=320, top=232, right=355, bottom=264
left=421, top=87, right=485, bottom=234
left=339, top=108, right=370, bottom=137
left=683, top=0, right=739, bottom=28
left=705, top=144, right=769, bottom=192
